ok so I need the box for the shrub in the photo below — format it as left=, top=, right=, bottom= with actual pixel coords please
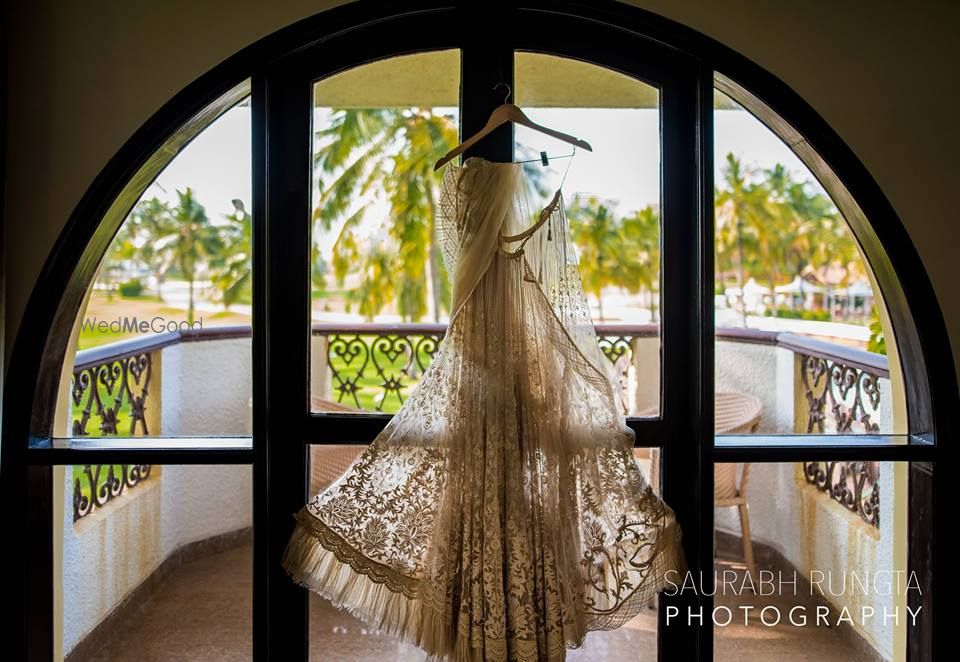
left=119, top=278, right=144, bottom=298
left=770, top=307, right=830, bottom=321
left=868, top=308, right=887, bottom=355
left=799, top=310, right=831, bottom=321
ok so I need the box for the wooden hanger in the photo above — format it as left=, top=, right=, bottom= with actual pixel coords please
left=434, top=84, right=592, bottom=172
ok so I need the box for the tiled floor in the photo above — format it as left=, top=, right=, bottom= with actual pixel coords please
left=78, top=537, right=870, bottom=661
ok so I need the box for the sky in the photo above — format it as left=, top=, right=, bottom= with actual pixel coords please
left=141, top=101, right=825, bottom=259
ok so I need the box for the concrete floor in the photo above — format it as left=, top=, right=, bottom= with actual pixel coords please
left=78, top=537, right=870, bottom=661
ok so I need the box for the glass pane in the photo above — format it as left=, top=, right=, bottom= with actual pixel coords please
left=60, top=464, right=252, bottom=659
left=61, top=90, right=253, bottom=438
left=710, top=461, right=909, bottom=661
left=306, top=444, right=425, bottom=660
left=713, top=89, right=904, bottom=437
left=305, top=444, right=660, bottom=660
left=309, top=50, right=461, bottom=413
left=515, top=52, right=662, bottom=418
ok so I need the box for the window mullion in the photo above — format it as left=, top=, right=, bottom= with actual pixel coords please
left=459, top=8, right=515, bottom=164
left=259, top=62, right=312, bottom=661
left=656, top=57, right=711, bottom=661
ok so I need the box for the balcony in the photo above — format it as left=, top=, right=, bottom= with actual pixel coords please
left=61, top=323, right=899, bottom=661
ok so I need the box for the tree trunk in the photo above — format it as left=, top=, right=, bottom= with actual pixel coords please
left=736, top=215, right=747, bottom=326
left=187, top=277, right=195, bottom=325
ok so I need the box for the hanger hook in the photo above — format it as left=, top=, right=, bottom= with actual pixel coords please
left=493, top=81, right=511, bottom=104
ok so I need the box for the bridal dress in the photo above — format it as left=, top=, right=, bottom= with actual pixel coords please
left=282, top=155, right=687, bottom=661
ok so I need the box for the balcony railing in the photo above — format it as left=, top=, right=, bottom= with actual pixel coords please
left=311, top=322, right=655, bottom=414
left=778, top=333, right=888, bottom=528
left=68, top=327, right=248, bottom=520
left=70, top=323, right=890, bottom=526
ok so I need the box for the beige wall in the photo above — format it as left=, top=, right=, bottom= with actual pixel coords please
left=4, top=0, right=959, bottom=380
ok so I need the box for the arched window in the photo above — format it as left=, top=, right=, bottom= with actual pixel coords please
left=2, top=3, right=946, bottom=661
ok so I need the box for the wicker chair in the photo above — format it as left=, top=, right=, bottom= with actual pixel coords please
left=712, top=391, right=762, bottom=580
left=635, top=391, right=763, bottom=580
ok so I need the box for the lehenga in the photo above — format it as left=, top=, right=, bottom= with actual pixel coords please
left=281, top=154, right=687, bottom=661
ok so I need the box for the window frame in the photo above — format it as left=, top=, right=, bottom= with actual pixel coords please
left=0, top=2, right=946, bottom=661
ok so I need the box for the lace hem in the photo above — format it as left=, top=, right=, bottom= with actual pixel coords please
left=284, top=506, right=421, bottom=597
left=282, top=508, right=462, bottom=659
left=282, top=508, right=579, bottom=661
left=282, top=505, right=686, bottom=661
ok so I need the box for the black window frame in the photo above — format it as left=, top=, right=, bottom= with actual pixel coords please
left=0, top=2, right=946, bottom=661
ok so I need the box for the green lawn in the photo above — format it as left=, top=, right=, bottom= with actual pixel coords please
left=325, top=335, right=436, bottom=413
left=72, top=464, right=127, bottom=493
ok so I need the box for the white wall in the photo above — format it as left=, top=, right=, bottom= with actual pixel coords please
left=715, top=462, right=905, bottom=661
left=61, top=464, right=252, bottom=655
left=160, top=338, right=253, bottom=435
left=61, top=337, right=253, bottom=655
left=713, top=339, right=901, bottom=659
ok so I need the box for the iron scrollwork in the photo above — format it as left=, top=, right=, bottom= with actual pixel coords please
left=799, top=352, right=883, bottom=528
left=326, top=330, right=634, bottom=413
left=800, top=354, right=881, bottom=434
left=73, top=464, right=154, bottom=522
left=328, top=332, right=444, bottom=411
left=71, top=351, right=154, bottom=521
left=72, top=351, right=152, bottom=436
left=597, top=336, right=634, bottom=415
left=803, top=460, right=880, bottom=528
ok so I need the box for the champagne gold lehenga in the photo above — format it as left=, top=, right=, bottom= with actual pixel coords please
left=282, top=155, right=687, bottom=661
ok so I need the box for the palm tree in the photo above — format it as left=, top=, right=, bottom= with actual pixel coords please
left=313, top=107, right=458, bottom=322
left=211, top=199, right=252, bottom=309
left=102, top=217, right=138, bottom=299
left=128, top=197, right=177, bottom=300
left=621, top=205, right=661, bottom=321
left=567, top=194, right=624, bottom=321
left=716, top=154, right=771, bottom=278
left=715, top=153, right=773, bottom=322
left=165, top=188, right=223, bottom=324
left=716, top=155, right=868, bottom=321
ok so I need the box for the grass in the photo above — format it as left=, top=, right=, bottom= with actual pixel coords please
left=76, top=291, right=251, bottom=350
left=71, top=464, right=134, bottom=503
left=325, top=335, right=436, bottom=413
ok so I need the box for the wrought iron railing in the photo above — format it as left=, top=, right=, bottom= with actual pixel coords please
left=312, top=322, right=657, bottom=414
left=69, top=327, right=247, bottom=521
left=72, top=464, right=153, bottom=522
left=802, top=461, right=880, bottom=527
left=71, top=340, right=157, bottom=521
left=318, top=323, right=444, bottom=412
left=72, top=349, right=153, bottom=437
left=69, top=324, right=890, bottom=528
left=778, top=333, right=889, bottom=528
